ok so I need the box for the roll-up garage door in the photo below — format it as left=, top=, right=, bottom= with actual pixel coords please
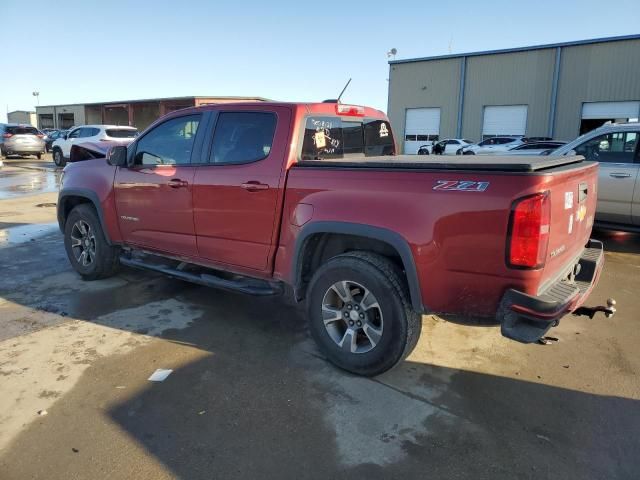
left=482, top=105, right=528, bottom=139
left=404, top=108, right=440, bottom=154
left=581, top=101, right=640, bottom=120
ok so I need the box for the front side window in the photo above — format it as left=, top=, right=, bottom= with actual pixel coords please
left=134, top=114, right=201, bottom=165
left=209, top=112, right=277, bottom=164
left=575, top=132, right=639, bottom=163
left=68, top=128, right=81, bottom=139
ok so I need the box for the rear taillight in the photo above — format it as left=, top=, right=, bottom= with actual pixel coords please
left=36, top=134, right=44, bottom=138
left=2, top=133, right=12, bottom=138
left=507, top=192, right=551, bottom=269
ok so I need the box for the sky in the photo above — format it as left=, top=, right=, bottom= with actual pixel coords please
left=1, top=0, right=639, bottom=123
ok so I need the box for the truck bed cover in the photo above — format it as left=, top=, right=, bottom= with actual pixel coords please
left=296, top=155, right=587, bottom=173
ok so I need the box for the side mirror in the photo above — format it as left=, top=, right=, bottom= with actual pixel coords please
left=107, top=145, right=128, bottom=167
left=63, top=133, right=68, bottom=140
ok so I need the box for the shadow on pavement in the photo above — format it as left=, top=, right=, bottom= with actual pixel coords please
left=593, top=228, right=640, bottom=254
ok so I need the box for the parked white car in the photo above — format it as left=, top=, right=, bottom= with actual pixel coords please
left=52, top=125, right=138, bottom=166
left=457, top=136, right=523, bottom=155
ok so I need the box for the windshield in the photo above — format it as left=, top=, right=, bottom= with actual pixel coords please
left=106, top=128, right=138, bottom=138
left=301, top=117, right=394, bottom=160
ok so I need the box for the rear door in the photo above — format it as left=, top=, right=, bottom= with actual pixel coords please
left=574, top=131, right=640, bottom=225
left=192, top=106, right=292, bottom=272
left=114, top=113, right=204, bottom=257
left=444, top=140, right=460, bottom=155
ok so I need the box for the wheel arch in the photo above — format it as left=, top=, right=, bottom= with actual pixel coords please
left=58, top=189, right=112, bottom=244
left=292, top=221, right=425, bottom=313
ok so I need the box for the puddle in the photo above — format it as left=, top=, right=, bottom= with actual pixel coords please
left=0, top=223, right=59, bottom=247
left=0, top=170, right=62, bottom=199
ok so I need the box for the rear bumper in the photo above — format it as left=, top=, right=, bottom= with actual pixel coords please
left=498, top=239, right=604, bottom=343
left=3, top=143, right=45, bottom=153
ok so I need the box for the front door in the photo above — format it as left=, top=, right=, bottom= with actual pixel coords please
left=574, top=131, right=640, bottom=225
left=192, top=106, right=291, bottom=272
left=114, top=113, right=203, bottom=257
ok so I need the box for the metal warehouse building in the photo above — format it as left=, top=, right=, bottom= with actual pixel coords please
left=387, top=34, right=640, bottom=154
left=35, top=95, right=267, bottom=131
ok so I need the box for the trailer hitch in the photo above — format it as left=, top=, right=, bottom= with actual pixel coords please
left=572, top=298, right=616, bottom=320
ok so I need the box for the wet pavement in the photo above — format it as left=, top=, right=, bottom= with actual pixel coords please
left=0, top=164, right=61, bottom=199
left=0, top=173, right=638, bottom=479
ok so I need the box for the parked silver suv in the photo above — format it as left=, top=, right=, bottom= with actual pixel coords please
left=0, top=124, right=46, bottom=159
left=551, top=122, right=640, bottom=231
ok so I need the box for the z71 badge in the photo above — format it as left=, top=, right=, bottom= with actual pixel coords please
left=433, top=180, right=490, bottom=192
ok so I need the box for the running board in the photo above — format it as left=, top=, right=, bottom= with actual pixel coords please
left=119, top=256, right=282, bottom=296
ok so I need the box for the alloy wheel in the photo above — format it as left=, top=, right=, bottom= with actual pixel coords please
left=70, top=220, right=96, bottom=267
left=321, top=280, right=384, bottom=354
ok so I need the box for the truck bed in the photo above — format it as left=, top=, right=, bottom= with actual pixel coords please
left=295, top=154, right=587, bottom=173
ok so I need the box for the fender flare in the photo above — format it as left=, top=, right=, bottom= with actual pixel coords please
left=292, top=221, right=425, bottom=313
left=57, top=188, right=112, bottom=244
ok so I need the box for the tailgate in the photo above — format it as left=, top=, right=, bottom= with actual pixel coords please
left=540, top=161, right=599, bottom=291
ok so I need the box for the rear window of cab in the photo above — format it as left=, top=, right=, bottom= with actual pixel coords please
left=301, top=117, right=394, bottom=160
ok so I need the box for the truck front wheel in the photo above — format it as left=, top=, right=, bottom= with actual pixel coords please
left=64, top=204, right=120, bottom=280
left=306, top=252, right=421, bottom=376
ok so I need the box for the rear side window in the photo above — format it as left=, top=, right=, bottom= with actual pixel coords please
left=5, top=126, right=39, bottom=135
left=106, top=128, right=138, bottom=138
left=301, top=117, right=394, bottom=160
left=208, top=112, right=277, bottom=164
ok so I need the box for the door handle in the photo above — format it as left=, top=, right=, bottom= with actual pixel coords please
left=168, top=178, right=189, bottom=188
left=241, top=181, right=269, bottom=191
left=609, top=172, right=631, bottom=178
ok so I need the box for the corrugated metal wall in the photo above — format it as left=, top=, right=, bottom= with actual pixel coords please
left=554, top=39, right=640, bottom=140
left=461, top=49, right=555, bottom=141
left=388, top=37, right=640, bottom=151
left=387, top=58, right=461, bottom=148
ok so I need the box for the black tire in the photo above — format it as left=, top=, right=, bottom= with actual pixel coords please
left=53, top=148, right=66, bottom=167
left=36, top=153, right=42, bottom=160
left=64, top=204, right=120, bottom=280
left=463, top=150, right=475, bottom=155
left=306, top=251, right=421, bottom=376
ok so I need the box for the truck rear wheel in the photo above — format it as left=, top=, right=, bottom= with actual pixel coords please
left=306, top=251, right=421, bottom=376
left=64, top=204, right=120, bottom=280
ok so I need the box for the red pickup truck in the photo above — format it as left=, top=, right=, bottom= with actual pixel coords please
left=57, top=101, right=612, bottom=375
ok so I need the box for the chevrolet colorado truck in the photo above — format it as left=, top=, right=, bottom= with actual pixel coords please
left=57, top=102, right=613, bottom=376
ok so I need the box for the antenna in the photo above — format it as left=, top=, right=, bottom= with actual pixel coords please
left=336, top=78, right=352, bottom=104
left=387, top=48, right=397, bottom=60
